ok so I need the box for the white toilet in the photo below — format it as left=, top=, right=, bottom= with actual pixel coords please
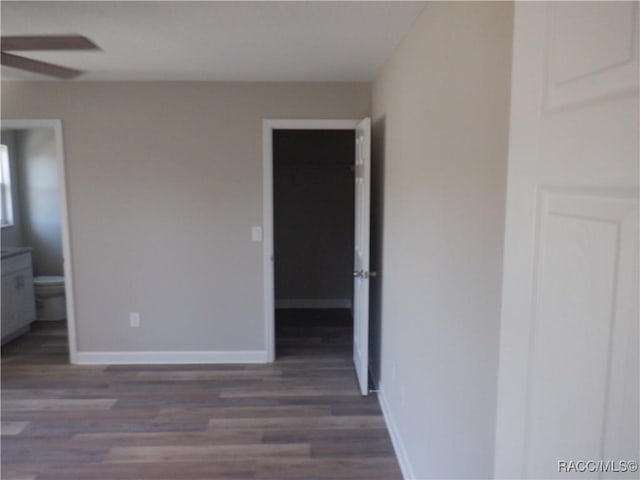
left=34, top=276, right=66, bottom=321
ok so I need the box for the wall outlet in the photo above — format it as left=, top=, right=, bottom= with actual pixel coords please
left=391, top=364, right=396, bottom=386
left=401, top=384, right=406, bottom=406
left=129, top=312, right=141, bottom=328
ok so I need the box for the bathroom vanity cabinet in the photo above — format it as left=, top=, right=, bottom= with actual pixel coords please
left=1, top=249, right=36, bottom=344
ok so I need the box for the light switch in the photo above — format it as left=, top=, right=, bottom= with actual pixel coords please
left=251, top=226, right=263, bottom=242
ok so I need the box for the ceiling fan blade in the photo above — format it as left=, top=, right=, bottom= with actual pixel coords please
left=1, top=35, right=99, bottom=51
left=1, top=51, right=84, bottom=79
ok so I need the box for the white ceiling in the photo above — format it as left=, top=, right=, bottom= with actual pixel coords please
left=1, top=1, right=425, bottom=82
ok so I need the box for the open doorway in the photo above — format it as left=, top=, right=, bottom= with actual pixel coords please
left=272, top=129, right=355, bottom=359
left=263, top=118, right=375, bottom=395
left=0, top=119, right=77, bottom=363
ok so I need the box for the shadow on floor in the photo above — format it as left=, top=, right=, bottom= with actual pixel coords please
left=275, top=308, right=352, bottom=359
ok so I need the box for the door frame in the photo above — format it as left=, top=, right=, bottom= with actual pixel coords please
left=262, top=118, right=361, bottom=362
left=1, top=119, right=79, bottom=363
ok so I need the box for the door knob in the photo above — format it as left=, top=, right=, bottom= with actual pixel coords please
left=353, top=270, right=377, bottom=279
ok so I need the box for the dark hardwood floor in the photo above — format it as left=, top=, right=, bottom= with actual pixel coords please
left=1, top=310, right=401, bottom=480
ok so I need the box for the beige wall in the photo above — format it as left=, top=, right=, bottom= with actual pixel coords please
left=2, top=82, right=370, bottom=352
left=371, top=2, right=513, bottom=478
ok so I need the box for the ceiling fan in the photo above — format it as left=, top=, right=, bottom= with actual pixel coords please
left=1, top=35, right=100, bottom=79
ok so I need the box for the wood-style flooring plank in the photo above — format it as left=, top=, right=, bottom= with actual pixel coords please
left=255, top=457, right=402, bottom=479
left=71, top=428, right=264, bottom=446
left=2, top=398, right=117, bottom=411
left=107, top=443, right=311, bottom=463
left=30, top=461, right=258, bottom=479
left=157, top=404, right=332, bottom=420
left=1, top=421, right=30, bottom=435
left=207, top=415, right=386, bottom=430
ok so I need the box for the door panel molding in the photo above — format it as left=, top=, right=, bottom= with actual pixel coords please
left=543, top=2, right=639, bottom=111
left=523, top=187, right=638, bottom=475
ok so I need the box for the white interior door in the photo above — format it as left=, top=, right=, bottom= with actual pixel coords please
left=495, top=3, right=639, bottom=478
left=353, top=117, right=371, bottom=396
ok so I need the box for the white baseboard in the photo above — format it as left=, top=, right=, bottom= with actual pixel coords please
left=275, top=298, right=352, bottom=309
left=74, top=350, right=268, bottom=365
left=378, top=382, right=415, bottom=480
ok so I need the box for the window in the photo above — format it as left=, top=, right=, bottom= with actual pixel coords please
left=1, top=144, right=14, bottom=227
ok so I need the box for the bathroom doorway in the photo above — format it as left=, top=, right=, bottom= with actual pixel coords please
left=0, top=119, right=77, bottom=362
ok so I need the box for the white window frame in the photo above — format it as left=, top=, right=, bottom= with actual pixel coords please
left=0, top=144, right=14, bottom=227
